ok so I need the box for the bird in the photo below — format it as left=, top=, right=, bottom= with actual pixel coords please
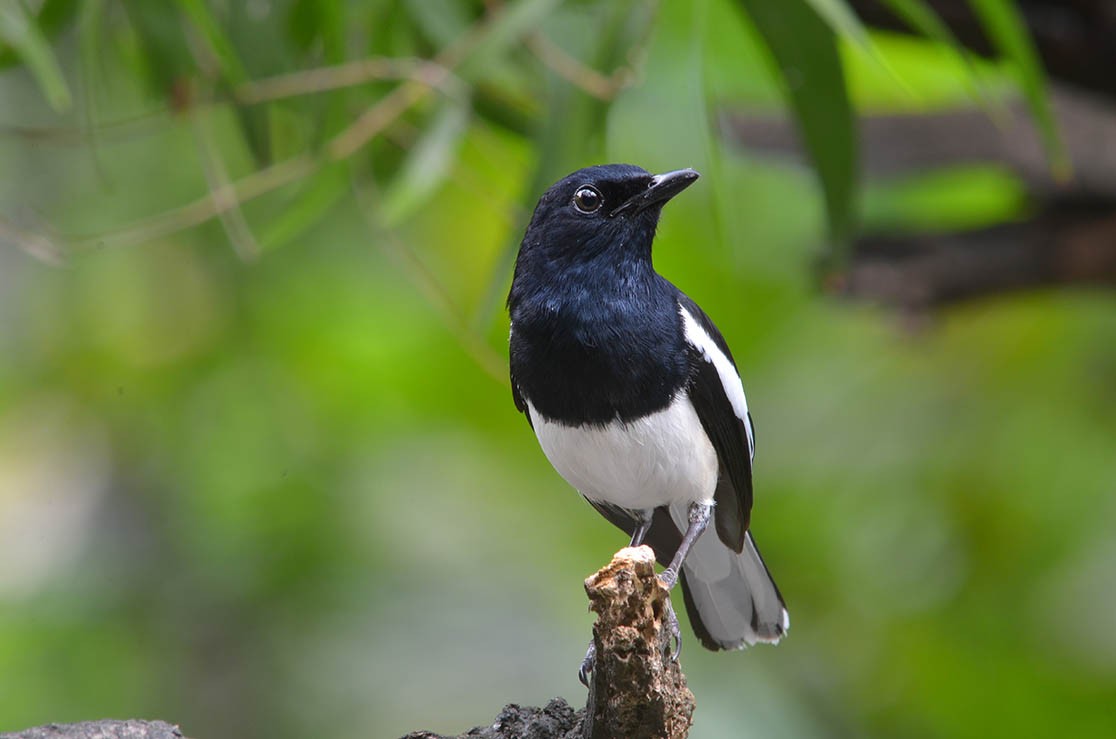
left=506, top=163, right=788, bottom=683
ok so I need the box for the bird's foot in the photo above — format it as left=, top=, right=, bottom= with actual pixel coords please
left=656, top=567, right=682, bottom=660
left=663, top=598, right=682, bottom=662
left=578, top=639, right=596, bottom=687
left=658, top=568, right=679, bottom=591
left=579, top=562, right=683, bottom=687
left=578, top=610, right=679, bottom=687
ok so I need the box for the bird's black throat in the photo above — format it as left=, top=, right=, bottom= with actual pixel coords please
left=509, top=247, right=690, bottom=427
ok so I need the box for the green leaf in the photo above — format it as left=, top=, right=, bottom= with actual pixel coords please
left=803, top=0, right=871, bottom=48
left=175, top=0, right=248, bottom=83
left=177, top=0, right=276, bottom=164
left=260, top=165, right=350, bottom=251
left=77, top=0, right=105, bottom=164
left=0, top=0, right=72, bottom=111
left=738, top=0, right=858, bottom=245
left=120, top=0, right=195, bottom=95
left=77, top=0, right=103, bottom=86
left=404, top=0, right=471, bottom=48
left=877, top=0, right=1002, bottom=114
left=0, top=0, right=78, bottom=69
left=288, top=0, right=346, bottom=60
left=379, top=102, right=470, bottom=226
left=32, top=0, right=79, bottom=36
left=458, top=0, right=563, bottom=80
left=879, top=0, right=961, bottom=47
left=861, top=165, right=1029, bottom=233
left=966, top=0, right=1068, bottom=177
left=803, top=0, right=911, bottom=93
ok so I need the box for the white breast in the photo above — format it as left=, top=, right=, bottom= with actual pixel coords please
left=527, top=395, right=719, bottom=511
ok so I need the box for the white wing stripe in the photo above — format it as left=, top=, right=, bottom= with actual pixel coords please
left=679, top=303, right=755, bottom=458
left=679, top=304, right=748, bottom=420
left=744, top=412, right=756, bottom=461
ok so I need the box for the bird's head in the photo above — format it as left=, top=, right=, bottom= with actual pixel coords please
left=516, top=163, right=700, bottom=270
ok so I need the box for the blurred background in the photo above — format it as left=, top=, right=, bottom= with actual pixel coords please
left=1, top=1, right=1115, bottom=737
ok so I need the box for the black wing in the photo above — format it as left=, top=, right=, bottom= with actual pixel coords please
left=511, top=375, right=533, bottom=429
left=509, top=326, right=533, bottom=429
left=676, top=291, right=754, bottom=553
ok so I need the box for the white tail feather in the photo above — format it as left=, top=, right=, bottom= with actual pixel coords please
left=670, top=504, right=789, bottom=649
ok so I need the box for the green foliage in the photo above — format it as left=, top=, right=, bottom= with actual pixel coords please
left=0, top=0, right=71, bottom=110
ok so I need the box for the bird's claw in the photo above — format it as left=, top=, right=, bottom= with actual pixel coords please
left=579, top=576, right=681, bottom=686
left=664, top=599, right=682, bottom=662
left=578, top=640, right=596, bottom=688
left=658, top=569, right=678, bottom=591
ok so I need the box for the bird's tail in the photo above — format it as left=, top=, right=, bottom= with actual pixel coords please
left=670, top=506, right=789, bottom=650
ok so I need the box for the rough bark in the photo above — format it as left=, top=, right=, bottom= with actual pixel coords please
left=401, top=699, right=584, bottom=739
left=582, top=547, right=694, bottom=739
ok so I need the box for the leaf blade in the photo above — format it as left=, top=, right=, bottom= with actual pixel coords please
left=804, top=0, right=913, bottom=94
left=175, top=0, right=248, bottom=83
left=967, top=0, right=1068, bottom=177
left=0, top=0, right=72, bottom=111
left=737, top=0, right=858, bottom=245
left=803, top=0, right=871, bottom=48
left=379, top=101, right=470, bottom=226
left=877, top=0, right=1005, bottom=116
left=259, top=165, right=349, bottom=250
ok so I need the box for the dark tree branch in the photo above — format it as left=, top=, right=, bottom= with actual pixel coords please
left=725, top=86, right=1116, bottom=197
left=0, top=720, right=187, bottom=739
left=725, top=85, right=1116, bottom=312
left=831, top=202, right=1116, bottom=311
left=402, top=700, right=584, bottom=739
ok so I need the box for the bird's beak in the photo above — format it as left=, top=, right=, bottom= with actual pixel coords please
left=610, top=168, right=700, bottom=217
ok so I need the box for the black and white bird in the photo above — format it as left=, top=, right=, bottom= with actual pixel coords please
left=507, top=164, right=788, bottom=681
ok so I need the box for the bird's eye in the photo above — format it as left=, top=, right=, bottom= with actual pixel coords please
left=573, top=186, right=602, bottom=213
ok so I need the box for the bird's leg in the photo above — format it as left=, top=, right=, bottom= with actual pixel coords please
left=629, top=509, right=654, bottom=547
left=580, top=509, right=655, bottom=686
left=658, top=501, right=712, bottom=590
left=654, top=502, right=710, bottom=662
left=580, top=507, right=702, bottom=684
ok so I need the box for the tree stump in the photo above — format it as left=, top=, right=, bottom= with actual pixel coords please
left=582, top=546, right=695, bottom=739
